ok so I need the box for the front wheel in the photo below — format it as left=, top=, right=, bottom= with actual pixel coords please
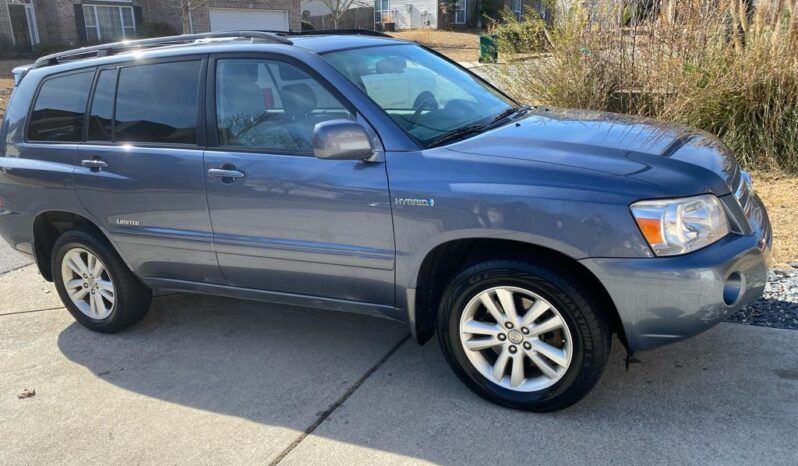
left=437, top=259, right=611, bottom=411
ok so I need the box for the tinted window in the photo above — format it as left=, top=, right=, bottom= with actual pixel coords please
left=28, top=71, right=93, bottom=142
left=87, top=69, right=117, bottom=141
left=115, top=61, right=200, bottom=144
left=216, top=59, right=353, bottom=153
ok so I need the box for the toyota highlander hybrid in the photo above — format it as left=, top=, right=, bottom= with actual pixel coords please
left=0, top=30, right=771, bottom=411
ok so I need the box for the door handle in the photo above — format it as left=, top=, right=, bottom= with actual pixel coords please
left=208, top=168, right=245, bottom=181
left=81, top=158, right=108, bottom=170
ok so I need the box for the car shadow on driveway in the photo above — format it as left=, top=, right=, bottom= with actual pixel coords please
left=56, top=292, right=407, bottom=424
left=55, top=292, right=798, bottom=465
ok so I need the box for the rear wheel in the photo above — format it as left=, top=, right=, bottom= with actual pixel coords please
left=437, top=259, right=611, bottom=411
left=52, top=230, right=152, bottom=333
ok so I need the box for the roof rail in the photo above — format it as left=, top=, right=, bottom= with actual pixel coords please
left=290, top=29, right=391, bottom=38
left=33, top=31, right=293, bottom=68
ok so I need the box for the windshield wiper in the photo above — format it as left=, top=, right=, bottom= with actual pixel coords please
left=428, top=105, right=532, bottom=148
left=486, top=104, right=532, bottom=128
left=428, top=124, right=487, bottom=148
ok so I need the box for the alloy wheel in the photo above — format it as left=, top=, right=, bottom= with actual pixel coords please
left=458, top=286, right=573, bottom=392
left=60, top=247, right=115, bottom=319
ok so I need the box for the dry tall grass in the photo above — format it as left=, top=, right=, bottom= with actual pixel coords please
left=492, top=0, right=798, bottom=171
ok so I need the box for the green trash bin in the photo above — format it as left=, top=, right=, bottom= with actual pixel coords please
left=479, top=34, right=498, bottom=63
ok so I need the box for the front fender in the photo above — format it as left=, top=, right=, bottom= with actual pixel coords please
left=386, top=149, right=655, bottom=342
left=388, top=151, right=652, bottom=286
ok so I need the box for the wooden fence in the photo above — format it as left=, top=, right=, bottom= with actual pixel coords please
left=308, top=7, right=376, bottom=30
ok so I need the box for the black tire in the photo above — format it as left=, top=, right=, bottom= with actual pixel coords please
left=51, top=229, right=152, bottom=333
left=437, top=259, right=611, bottom=412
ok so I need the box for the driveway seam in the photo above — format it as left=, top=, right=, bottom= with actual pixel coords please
left=0, top=306, right=63, bottom=317
left=269, top=333, right=410, bottom=465
left=0, top=262, right=34, bottom=277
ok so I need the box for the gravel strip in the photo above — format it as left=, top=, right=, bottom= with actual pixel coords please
left=727, top=265, right=798, bottom=329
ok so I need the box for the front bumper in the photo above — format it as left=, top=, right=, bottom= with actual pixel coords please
left=580, top=194, right=772, bottom=352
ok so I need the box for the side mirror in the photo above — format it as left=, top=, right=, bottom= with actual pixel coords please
left=312, top=120, right=374, bottom=160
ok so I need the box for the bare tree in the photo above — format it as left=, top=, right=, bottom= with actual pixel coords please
left=179, top=0, right=210, bottom=34
left=318, top=0, right=369, bottom=29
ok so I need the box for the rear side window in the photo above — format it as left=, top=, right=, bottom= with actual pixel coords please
left=27, top=71, right=93, bottom=142
left=115, top=61, right=201, bottom=144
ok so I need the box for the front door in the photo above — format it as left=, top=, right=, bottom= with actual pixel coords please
left=74, top=58, right=223, bottom=284
left=204, top=56, right=395, bottom=307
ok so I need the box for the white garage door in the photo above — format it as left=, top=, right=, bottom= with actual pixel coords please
left=209, top=8, right=289, bottom=32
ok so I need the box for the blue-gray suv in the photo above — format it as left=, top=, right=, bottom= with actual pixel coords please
left=0, top=30, right=772, bottom=411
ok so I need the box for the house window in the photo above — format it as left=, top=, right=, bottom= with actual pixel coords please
left=512, top=0, right=523, bottom=20
left=453, top=0, right=466, bottom=24
left=83, top=4, right=136, bottom=43
left=374, top=0, right=390, bottom=23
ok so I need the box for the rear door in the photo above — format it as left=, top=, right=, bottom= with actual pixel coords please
left=74, top=57, right=223, bottom=283
left=203, top=55, right=395, bottom=307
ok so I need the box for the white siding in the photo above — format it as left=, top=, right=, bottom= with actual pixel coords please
left=388, top=0, right=437, bottom=30
left=209, top=8, right=290, bottom=32
left=300, top=0, right=375, bottom=18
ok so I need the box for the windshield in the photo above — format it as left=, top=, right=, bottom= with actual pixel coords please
left=323, top=44, right=515, bottom=147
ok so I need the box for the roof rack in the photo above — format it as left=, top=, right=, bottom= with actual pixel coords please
left=33, top=31, right=292, bottom=68
left=289, top=29, right=391, bottom=38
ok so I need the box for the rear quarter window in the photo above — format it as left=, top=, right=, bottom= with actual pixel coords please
left=27, top=70, right=94, bottom=142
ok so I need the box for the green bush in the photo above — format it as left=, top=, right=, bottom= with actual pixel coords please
left=301, top=19, right=315, bottom=31
left=490, top=7, right=549, bottom=54
left=490, top=0, right=798, bottom=171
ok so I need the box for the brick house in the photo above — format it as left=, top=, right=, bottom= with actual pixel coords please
left=301, top=0, right=548, bottom=30
left=0, top=0, right=301, bottom=51
left=433, top=0, right=550, bottom=30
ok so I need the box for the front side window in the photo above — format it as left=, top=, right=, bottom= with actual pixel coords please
left=323, top=44, right=514, bottom=147
left=83, top=5, right=136, bottom=43
left=215, top=59, right=353, bottom=153
left=115, top=61, right=201, bottom=144
left=28, top=71, right=94, bottom=142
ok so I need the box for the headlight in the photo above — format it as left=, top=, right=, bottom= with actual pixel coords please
left=631, top=194, right=730, bottom=256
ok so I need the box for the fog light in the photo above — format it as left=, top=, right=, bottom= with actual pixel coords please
left=723, top=272, right=745, bottom=306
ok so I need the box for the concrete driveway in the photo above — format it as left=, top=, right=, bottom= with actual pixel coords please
left=0, top=240, right=31, bottom=274
left=1, top=264, right=797, bottom=465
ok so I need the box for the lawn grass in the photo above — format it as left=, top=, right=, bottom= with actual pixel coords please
left=0, top=79, right=13, bottom=117
left=388, top=30, right=480, bottom=63
left=749, top=171, right=798, bottom=265
left=0, top=59, right=31, bottom=78
left=0, top=60, right=30, bottom=117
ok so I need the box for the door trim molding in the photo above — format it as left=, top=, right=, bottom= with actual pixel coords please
left=213, top=233, right=395, bottom=270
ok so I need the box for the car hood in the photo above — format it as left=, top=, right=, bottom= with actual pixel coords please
left=446, top=107, right=738, bottom=197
